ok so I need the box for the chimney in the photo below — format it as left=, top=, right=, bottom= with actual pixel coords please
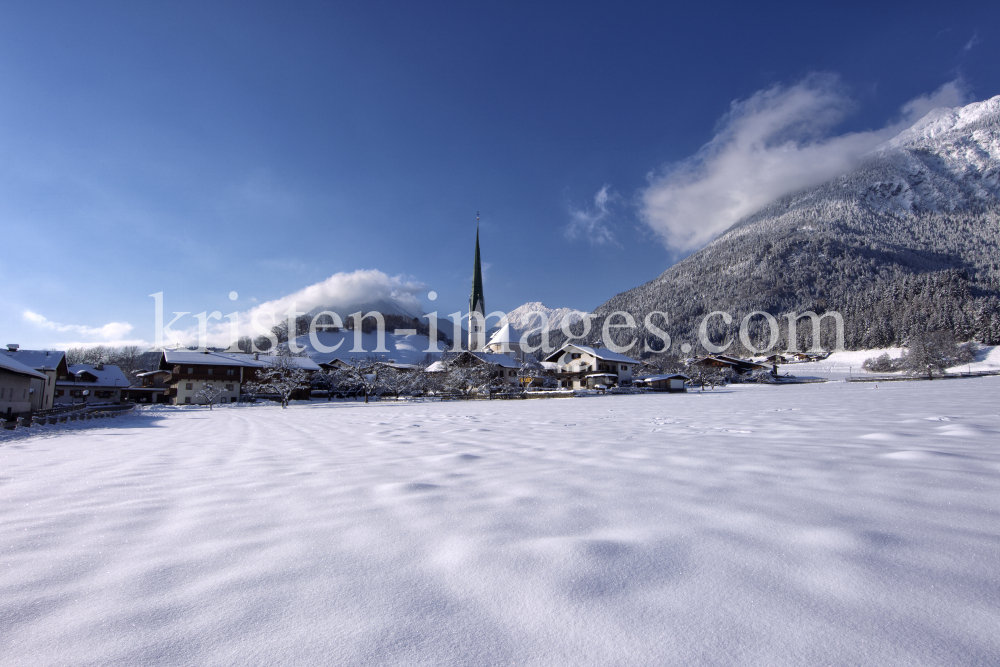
left=95, top=363, right=104, bottom=371
left=6, top=344, right=19, bottom=351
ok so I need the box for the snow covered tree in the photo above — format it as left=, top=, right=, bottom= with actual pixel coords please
left=246, top=356, right=311, bottom=408
left=195, top=383, right=224, bottom=409
left=516, top=355, right=543, bottom=390
left=862, top=353, right=898, bottom=373
left=900, top=331, right=973, bottom=379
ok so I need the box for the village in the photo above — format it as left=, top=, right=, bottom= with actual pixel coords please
left=0, top=228, right=838, bottom=429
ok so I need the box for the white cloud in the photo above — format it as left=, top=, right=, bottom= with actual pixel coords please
left=565, top=185, right=620, bottom=246
left=962, top=31, right=980, bottom=53
left=245, top=269, right=425, bottom=323
left=639, top=77, right=971, bottom=251
left=23, top=311, right=145, bottom=348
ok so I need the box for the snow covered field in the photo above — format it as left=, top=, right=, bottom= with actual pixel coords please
left=781, top=344, right=1000, bottom=380
left=2, top=379, right=999, bottom=666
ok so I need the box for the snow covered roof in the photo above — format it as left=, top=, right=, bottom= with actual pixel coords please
left=0, top=349, right=65, bottom=371
left=161, top=350, right=263, bottom=367
left=545, top=344, right=639, bottom=364
left=253, top=355, right=321, bottom=371
left=0, top=354, right=48, bottom=380
left=637, top=374, right=690, bottom=382
left=470, top=351, right=520, bottom=368
left=487, top=323, right=523, bottom=346
left=62, top=364, right=130, bottom=387
left=135, top=370, right=170, bottom=377
left=425, top=352, right=519, bottom=372
left=540, top=361, right=559, bottom=370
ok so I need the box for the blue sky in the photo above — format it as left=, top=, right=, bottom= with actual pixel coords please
left=2, top=1, right=998, bottom=348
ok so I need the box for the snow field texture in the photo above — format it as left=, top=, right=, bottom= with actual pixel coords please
left=2, top=379, right=999, bottom=666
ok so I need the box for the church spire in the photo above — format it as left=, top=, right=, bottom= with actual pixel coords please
left=469, top=213, right=486, bottom=350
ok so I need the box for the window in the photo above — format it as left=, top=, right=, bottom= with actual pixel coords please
left=621, top=365, right=628, bottom=371
left=227, top=369, right=235, bottom=376
left=0, top=388, right=4, bottom=398
left=185, top=383, right=193, bottom=390
left=571, top=353, right=581, bottom=359
left=206, top=368, right=213, bottom=375
left=225, top=384, right=234, bottom=391
left=187, top=367, right=194, bottom=374
left=184, top=397, right=191, bottom=404
left=56, top=389, right=64, bottom=397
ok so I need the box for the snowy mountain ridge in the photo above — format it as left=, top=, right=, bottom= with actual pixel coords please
left=580, top=95, right=1000, bottom=353
left=503, top=302, right=587, bottom=332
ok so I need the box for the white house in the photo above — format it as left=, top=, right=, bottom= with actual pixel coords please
left=544, top=344, right=638, bottom=389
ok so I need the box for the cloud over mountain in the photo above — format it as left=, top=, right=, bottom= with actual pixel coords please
left=640, top=77, right=969, bottom=251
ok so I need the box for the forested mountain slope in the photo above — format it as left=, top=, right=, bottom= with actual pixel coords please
left=588, top=95, right=1000, bottom=355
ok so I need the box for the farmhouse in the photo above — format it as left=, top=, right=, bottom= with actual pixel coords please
left=55, top=363, right=130, bottom=406
left=158, top=350, right=320, bottom=405
left=544, top=344, right=638, bottom=389
left=688, top=354, right=767, bottom=376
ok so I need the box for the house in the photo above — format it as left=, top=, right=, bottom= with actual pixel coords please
left=0, top=345, right=68, bottom=411
left=426, top=350, right=521, bottom=386
left=0, top=353, right=48, bottom=419
left=55, top=364, right=130, bottom=406
left=688, top=355, right=766, bottom=376
left=634, top=373, right=689, bottom=393
left=158, top=350, right=320, bottom=405
left=159, top=350, right=259, bottom=405
left=543, top=343, right=638, bottom=389
left=121, top=370, right=171, bottom=404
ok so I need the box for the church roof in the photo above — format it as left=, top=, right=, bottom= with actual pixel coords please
left=487, top=322, right=523, bottom=346
left=469, top=225, right=485, bottom=315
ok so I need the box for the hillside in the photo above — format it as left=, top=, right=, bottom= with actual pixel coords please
left=584, top=95, right=1000, bottom=356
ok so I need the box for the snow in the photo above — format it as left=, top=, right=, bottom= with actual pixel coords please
left=783, top=345, right=1000, bottom=380
left=2, top=379, right=1000, bottom=666
left=0, top=349, right=65, bottom=372
left=504, top=302, right=587, bottom=333
left=67, top=363, right=130, bottom=386
left=0, top=354, right=47, bottom=380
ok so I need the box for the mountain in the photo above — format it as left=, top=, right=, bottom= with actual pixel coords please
left=503, top=302, right=587, bottom=333
left=582, top=95, right=1000, bottom=355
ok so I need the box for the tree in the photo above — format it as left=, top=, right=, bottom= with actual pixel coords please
left=246, top=356, right=311, bottom=408
left=516, top=355, right=543, bottom=390
left=900, top=331, right=974, bottom=379
left=195, top=383, right=224, bottom=409
left=862, top=353, right=898, bottom=373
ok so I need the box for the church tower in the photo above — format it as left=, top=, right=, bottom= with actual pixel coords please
left=469, top=214, right=486, bottom=351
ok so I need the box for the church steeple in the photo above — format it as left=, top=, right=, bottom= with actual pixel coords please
left=469, top=213, right=486, bottom=350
